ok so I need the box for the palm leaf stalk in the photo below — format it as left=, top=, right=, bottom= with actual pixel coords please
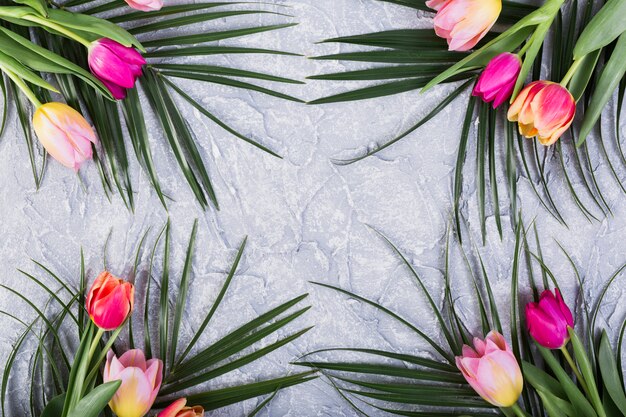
left=1, top=221, right=315, bottom=416
left=0, top=0, right=302, bottom=210
left=310, top=0, right=626, bottom=242
left=297, top=221, right=626, bottom=416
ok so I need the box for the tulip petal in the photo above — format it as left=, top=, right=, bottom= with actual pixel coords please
left=109, top=367, right=154, bottom=417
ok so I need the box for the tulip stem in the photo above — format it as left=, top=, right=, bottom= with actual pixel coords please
left=0, top=67, right=42, bottom=107
left=560, top=346, right=590, bottom=395
left=560, top=58, right=583, bottom=87
left=88, top=328, right=105, bottom=364
left=23, top=14, right=92, bottom=47
left=509, top=403, right=528, bottom=417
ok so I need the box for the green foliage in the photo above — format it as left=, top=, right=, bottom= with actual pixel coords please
left=0, top=222, right=314, bottom=416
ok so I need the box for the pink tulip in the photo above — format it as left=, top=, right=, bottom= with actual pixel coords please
left=104, top=349, right=163, bottom=417
left=429, top=0, right=502, bottom=51
left=473, top=53, right=522, bottom=108
left=525, top=289, right=574, bottom=349
left=507, top=80, right=576, bottom=146
left=158, top=398, right=204, bottom=417
left=88, top=38, right=146, bottom=100
left=124, top=0, right=162, bottom=12
left=86, top=271, right=135, bottom=331
left=32, top=102, right=97, bottom=171
left=456, top=331, right=523, bottom=407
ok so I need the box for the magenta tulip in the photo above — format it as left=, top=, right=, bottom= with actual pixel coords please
left=88, top=38, right=146, bottom=100
left=473, top=53, right=522, bottom=108
left=104, top=349, right=163, bottom=417
left=525, top=289, right=574, bottom=349
left=456, top=331, right=523, bottom=407
left=428, top=0, right=502, bottom=51
left=507, top=81, right=576, bottom=146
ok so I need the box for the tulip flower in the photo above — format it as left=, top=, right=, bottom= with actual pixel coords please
left=473, top=53, right=522, bottom=108
left=32, top=102, right=97, bottom=171
left=525, top=289, right=574, bottom=349
left=124, top=0, right=162, bottom=11
left=86, top=271, right=134, bottom=331
left=456, top=331, right=523, bottom=407
left=429, top=0, right=502, bottom=51
left=158, top=398, right=204, bottom=417
left=104, top=349, right=163, bottom=417
left=507, top=81, right=576, bottom=146
left=88, top=38, right=146, bottom=100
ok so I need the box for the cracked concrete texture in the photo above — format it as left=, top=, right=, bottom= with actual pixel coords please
left=1, top=0, right=626, bottom=415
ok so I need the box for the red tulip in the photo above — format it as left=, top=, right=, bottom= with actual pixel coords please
left=525, top=289, right=574, bottom=349
left=88, top=38, right=146, bottom=100
left=473, top=53, right=522, bottom=108
left=86, top=271, right=134, bottom=331
left=456, top=331, right=523, bottom=407
left=428, top=0, right=502, bottom=51
left=158, top=398, right=204, bottom=417
left=507, top=81, right=576, bottom=146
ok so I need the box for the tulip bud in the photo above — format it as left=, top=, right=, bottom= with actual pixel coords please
left=473, top=53, right=522, bottom=108
left=507, top=81, right=576, bottom=146
left=86, top=271, right=134, bottom=331
left=429, top=0, right=502, bottom=51
left=88, top=38, right=146, bottom=100
left=124, top=0, right=162, bottom=11
left=456, top=331, right=523, bottom=407
left=525, top=289, right=574, bottom=349
left=104, top=349, right=163, bottom=417
left=158, top=398, right=204, bottom=417
left=32, top=102, right=97, bottom=171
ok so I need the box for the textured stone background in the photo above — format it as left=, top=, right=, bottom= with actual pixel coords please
left=1, top=0, right=626, bottom=415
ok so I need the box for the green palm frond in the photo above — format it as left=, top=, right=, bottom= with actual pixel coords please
left=309, top=0, right=626, bottom=242
left=298, top=221, right=626, bottom=416
left=1, top=221, right=314, bottom=416
left=3, top=0, right=302, bottom=210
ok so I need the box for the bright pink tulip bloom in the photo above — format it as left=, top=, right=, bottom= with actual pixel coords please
left=86, top=271, right=134, bottom=331
left=124, top=0, right=162, bottom=12
left=456, top=331, right=523, bottom=407
left=88, top=38, right=146, bottom=100
left=507, top=80, right=576, bottom=146
left=158, top=398, right=204, bottom=417
left=525, top=289, right=574, bottom=349
left=429, top=0, right=501, bottom=51
left=104, top=349, right=163, bottom=417
left=32, top=102, right=97, bottom=171
left=473, top=53, right=521, bottom=108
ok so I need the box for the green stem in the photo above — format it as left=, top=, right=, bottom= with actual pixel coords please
left=517, top=32, right=536, bottom=57
left=560, top=345, right=590, bottom=396
left=1, top=66, right=42, bottom=107
left=23, top=14, right=92, bottom=47
left=87, top=328, right=105, bottom=363
left=83, top=326, right=123, bottom=392
left=560, top=58, right=584, bottom=87
left=509, top=403, right=527, bottom=417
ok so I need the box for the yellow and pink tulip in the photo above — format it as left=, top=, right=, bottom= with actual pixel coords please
left=456, top=331, right=523, bottom=407
left=104, top=349, right=163, bottom=417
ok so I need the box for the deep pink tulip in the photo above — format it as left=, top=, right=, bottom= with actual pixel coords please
left=32, top=102, right=97, bottom=171
left=429, top=0, right=501, bottom=51
left=507, top=81, right=576, bottom=146
left=86, top=271, right=134, bottom=331
left=124, top=0, right=162, bottom=11
left=88, top=38, right=146, bottom=100
left=456, top=331, right=523, bottom=407
left=525, top=289, right=574, bottom=349
left=104, top=349, right=163, bottom=417
left=158, top=398, right=204, bottom=417
left=473, top=53, right=522, bottom=108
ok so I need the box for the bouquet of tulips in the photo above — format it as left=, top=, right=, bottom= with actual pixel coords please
left=311, top=0, right=626, bottom=240
left=0, top=0, right=298, bottom=209
left=2, top=222, right=315, bottom=417
left=300, top=223, right=626, bottom=416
